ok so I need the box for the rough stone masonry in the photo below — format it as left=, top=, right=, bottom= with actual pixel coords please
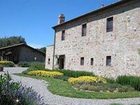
left=45, top=0, right=140, bottom=78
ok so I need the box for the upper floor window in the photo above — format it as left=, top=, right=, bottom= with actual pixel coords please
left=80, top=57, right=84, bottom=65
left=106, top=56, right=111, bottom=66
left=106, top=17, right=113, bottom=32
left=61, top=30, right=65, bottom=41
left=82, top=24, right=87, bottom=36
left=91, top=58, right=94, bottom=65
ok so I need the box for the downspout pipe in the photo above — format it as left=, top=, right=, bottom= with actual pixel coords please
left=52, top=31, right=56, bottom=70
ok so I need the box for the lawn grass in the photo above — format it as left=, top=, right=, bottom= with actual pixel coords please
left=16, top=73, right=140, bottom=99
left=110, top=103, right=123, bottom=105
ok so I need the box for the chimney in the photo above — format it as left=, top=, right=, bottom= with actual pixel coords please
left=58, top=14, right=65, bottom=24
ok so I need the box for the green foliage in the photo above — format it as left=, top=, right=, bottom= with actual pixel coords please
left=0, top=73, right=45, bottom=105
left=0, top=73, right=20, bottom=105
left=18, top=62, right=45, bottom=68
left=73, top=83, right=135, bottom=92
left=0, top=36, right=26, bottom=48
left=116, top=75, right=140, bottom=91
left=55, top=69, right=94, bottom=78
left=0, top=61, right=15, bottom=67
left=38, top=47, right=46, bottom=53
left=58, top=75, right=69, bottom=81
left=22, top=62, right=45, bottom=74
left=28, top=62, right=45, bottom=71
left=19, top=74, right=140, bottom=99
left=106, top=78, right=116, bottom=84
left=110, top=103, right=123, bottom=105
left=18, top=61, right=32, bottom=67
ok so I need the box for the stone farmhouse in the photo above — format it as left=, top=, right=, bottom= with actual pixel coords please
left=45, top=0, right=140, bottom=78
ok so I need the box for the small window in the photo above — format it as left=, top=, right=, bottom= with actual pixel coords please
left=91, top=58, right=94, bottom=65
left=48, top=58, right=50, bottom=64
left=82, top=24, right=87, bottom=36
left=80, top=57, right=84, bottom=65
left=106, top=56, right=111, bottom=66
left=61, top=30, right=65, bottom=40
left=106, top=17, right=113, bottom=32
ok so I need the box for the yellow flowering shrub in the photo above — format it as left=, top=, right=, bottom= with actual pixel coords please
left=68, top=76, right=107, bottom=85
left=27, top=70, right=63, bottom=78
left=0, top=61, right=15, bottom=67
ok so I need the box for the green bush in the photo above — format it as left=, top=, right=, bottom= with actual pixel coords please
left=74, top=83, right=135, bottom=92
left=55, top=69, right=94, bottom=78
left=0, top=61, right=15, bottom=67
left=28, top=62, right=45, bottom=71
left=106, top=78, right=116, bottom=84
left=0, top=73, right=45, bottom=105
left=18, top=62, right=45, bottom=68
left=18, top=61, right=31, bottom=67
left=110, top=103, right=123, bottom=105
left=116, top=75, right=140, bottom=91
left=22, top=62, right=45, bottom=74
left=57, top=75, right=69, bottom=81
left=22, top=70, right=30, bottom=74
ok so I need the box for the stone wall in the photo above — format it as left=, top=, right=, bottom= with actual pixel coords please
left=46, top=0, right=140, bottom=78
left=45, top=45, right=54, bottom=69
left=19, top=46, right=45, bottom=62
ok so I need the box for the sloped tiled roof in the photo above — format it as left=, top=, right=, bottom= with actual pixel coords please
left=0, top=43, right=45, bottom=56
left=53, top=0, right=135, bottom=29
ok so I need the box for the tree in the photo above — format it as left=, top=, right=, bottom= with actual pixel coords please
left=0, top=36, right=26, bottom=48
left=38, top=47, right=46, bottom=53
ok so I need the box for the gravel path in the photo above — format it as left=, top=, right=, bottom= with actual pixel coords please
left=2, top=67, right=140, bottom=105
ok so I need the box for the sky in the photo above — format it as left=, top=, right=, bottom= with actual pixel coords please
left=0, top=0, right=118, bottom=48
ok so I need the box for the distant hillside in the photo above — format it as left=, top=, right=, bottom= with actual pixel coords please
left=0, top=36, right=26, bottom=48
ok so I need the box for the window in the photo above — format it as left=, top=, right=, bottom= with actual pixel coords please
left=61, top=30, right=65, bottom=40
left=48, top=58, right=50, bottom=64
left=80, top=57, right=84, bottom=65
left=106, top=56, right=111, bottom=66
left=106, top=17, right=113, bottom=32
left=82, top=24, right=87, bottom=36
left=91, top=58, right=94, bottom=65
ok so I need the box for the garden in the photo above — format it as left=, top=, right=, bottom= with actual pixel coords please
left=17, top=62, right=140, bottom=99
left=1, top=61, right=140, bottom=99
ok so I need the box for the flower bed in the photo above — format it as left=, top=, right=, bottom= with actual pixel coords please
left=73, top=83, right=135, bottom=92
left=68, top=76, right=107, bottom=85
left=27, top=70, right=63, bottom=78
left=68, top=76, right=136, bottom=92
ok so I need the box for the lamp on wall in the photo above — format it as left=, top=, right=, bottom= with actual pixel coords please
left=34, top=57, right=37, bottom=61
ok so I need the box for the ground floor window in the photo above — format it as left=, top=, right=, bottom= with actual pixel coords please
left=48, top=58, right=50, bottom=64
left=106, top=56, right=111, bottom=66
left=91, top=58, right=94, bottom=65
left=80, top=57, right=84, bottom=65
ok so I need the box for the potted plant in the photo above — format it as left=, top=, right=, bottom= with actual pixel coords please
left=0, top=65, right=3, bottom=72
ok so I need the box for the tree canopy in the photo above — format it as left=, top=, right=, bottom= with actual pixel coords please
left=38, top=47, right=46, bottom=53
left=0, top=36, right=26, bottom=48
